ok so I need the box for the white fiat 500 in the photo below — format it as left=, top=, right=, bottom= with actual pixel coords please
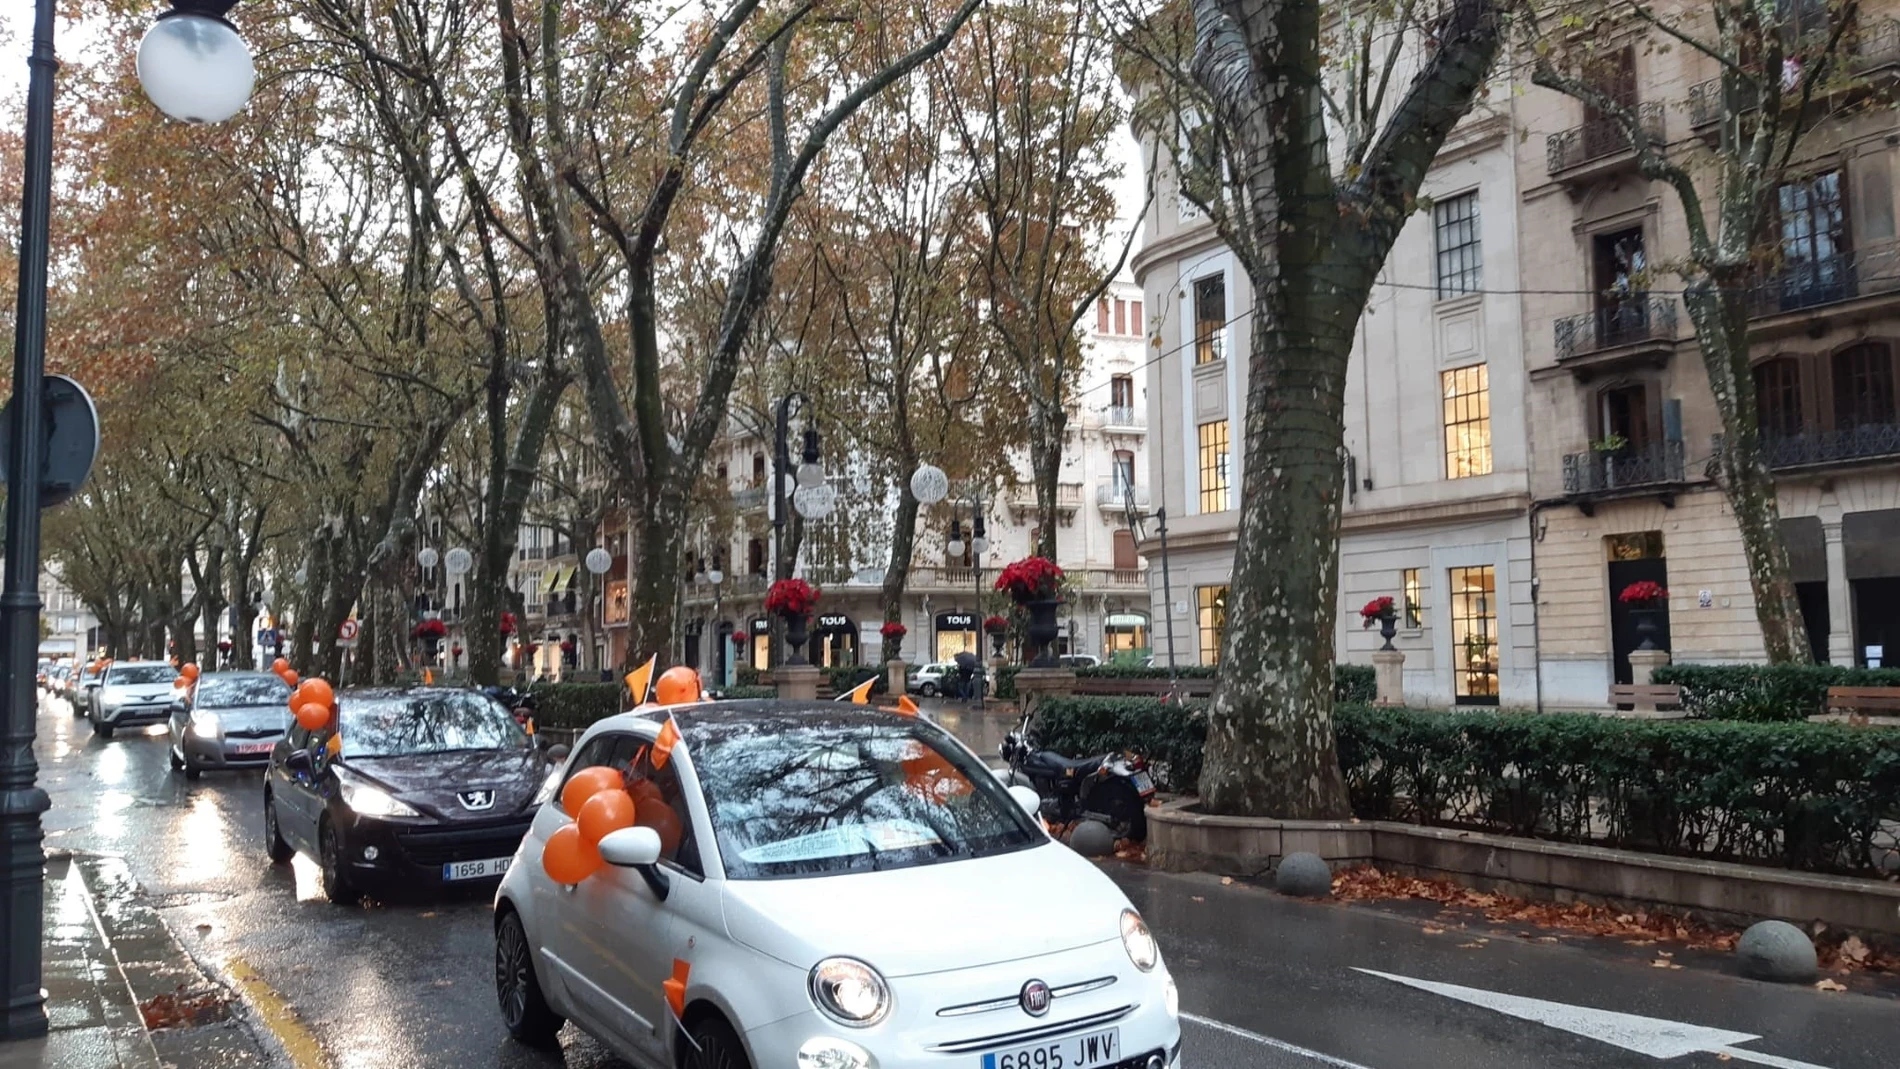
left=493, top=700, right=1181, bottom=1069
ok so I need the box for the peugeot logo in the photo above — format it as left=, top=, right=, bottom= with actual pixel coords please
left=1019, top=979, right=1051, bottom=1017
left=458, top=789, right=495, bottom=811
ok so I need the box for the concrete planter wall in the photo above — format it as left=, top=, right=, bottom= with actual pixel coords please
left=1150, top=798, right=1900, bottom=937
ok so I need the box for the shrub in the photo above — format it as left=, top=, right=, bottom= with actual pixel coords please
left=527, top=682, right=623, bottom=729
left=1032, top=699, right=1900, bottom=876
left=719, top=685, right=778, bottom=700
left=825, top=666, right=887, bottom=697
left=735, top=664, right=760, bottom=687
left=995, top=665, right=1021, bottom=699
left=1334, top=664, right=1376, bottom=704
left=1075, top=664, right=1218, bottom=679
left=1065, top=663, right=1374, bottom=704
left=1650, top=663, right=1900, bottom=722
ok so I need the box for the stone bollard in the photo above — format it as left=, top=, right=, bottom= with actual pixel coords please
left=886, top=659, right=907, bottom=698
left=1736, top=920, right=1818, bottom=982
left=1627, top=648, right=1672, bottom=714
left=777, top=663, right=820, bottom=701
left=1371, top=649, right=1405, bottom=706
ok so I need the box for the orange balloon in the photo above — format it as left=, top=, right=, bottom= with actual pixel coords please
left=542, top=823, right=601, bottom=885
left=635, top=801, right=684, bottom=858
left=560, top=766, right=624, bottom=816
left=300, top=678, right=335, bottom=710
left=173, top=677, right=188, bottom=689
left=627, top=777, right=665, bottom=807
left=271, top=658, right=290, bottom=675
left=281, top=669, right=299, bottom=689
left=287, top=681, right=310, bottom=714
left=577, top=789, right=636, bottom=846
left=180, top=663, right=200, bottom=681
left=296, top=702, right=331, bottom=731
left=654, top=666, right=701, bottom=706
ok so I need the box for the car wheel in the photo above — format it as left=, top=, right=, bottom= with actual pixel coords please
left=317, top=819, right=360, bottom=905
left=920, top=682, right=937, bottom=697
left=263, top=794, right=295, bottom=864
left=1087, top=777, right=1148, bottom=843
left=494, top=909, right=563, bottom=1048
left=183, top=760, right=202, bottom=781
left=684, top=1015, right=751, bottom=1069
left=93, top=722, right=113, bottom=739
left=169, top=746, right=183, bottom=772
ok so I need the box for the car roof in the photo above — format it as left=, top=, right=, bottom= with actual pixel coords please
left=199, top=671, right=288, bottom=682
left=336, top=685, right=485, bottom=700
left=107, top=661, right=174, bottom=670
left=586, top=699, right=936, bottom=746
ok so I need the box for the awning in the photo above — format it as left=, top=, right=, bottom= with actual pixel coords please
left=562, top=566, right=580, bottom=593
left=541, top=567, right=564, bottom=593
left=1106, top=613, right=1148, bottom=628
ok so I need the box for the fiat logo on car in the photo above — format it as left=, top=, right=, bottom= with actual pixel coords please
left=1019, top=979, right=1051, bottom=1017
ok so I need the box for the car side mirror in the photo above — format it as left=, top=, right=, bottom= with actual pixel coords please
left=598, top=826, right=670, bottom=900
left=285, top=749, right=311, bottom=773
left=1008, top=784, right=1042, bottom=817
left=544, top=743, right=570, bottom=762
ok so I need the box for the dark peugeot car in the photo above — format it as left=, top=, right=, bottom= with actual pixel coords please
left=170, top=672, right=293, bottom=778
left=262, top=687, right=557, bottom=905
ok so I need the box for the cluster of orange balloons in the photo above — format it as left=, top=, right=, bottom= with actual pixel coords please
left=542, top=765, right=686, bottom=885
left=270, top=657, right=301, bottom=691
left=173, top=662, right=201, bottom=690
left=286, top=676, right=337, bottom=731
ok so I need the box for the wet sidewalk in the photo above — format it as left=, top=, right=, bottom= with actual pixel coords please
left=0, top=854, right=270, bottom=1069
left=922, top=698, right=1019, bottom=764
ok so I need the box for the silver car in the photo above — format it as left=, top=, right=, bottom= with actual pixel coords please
left=89, top=661, right=180, bottom=738
left=170, top=671, right=293, bottom=778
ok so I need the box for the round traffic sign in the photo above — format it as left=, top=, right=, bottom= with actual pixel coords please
left=338, top=619, right=360, bottom=641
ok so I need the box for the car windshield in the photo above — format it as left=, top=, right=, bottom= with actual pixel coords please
left=338, top=692, right=529, bottom=758
left=194, top=675, right=291, bottom=708
left=689, top=717, right=1040, bottom=880
left=105, top=666, right=176, bottom=686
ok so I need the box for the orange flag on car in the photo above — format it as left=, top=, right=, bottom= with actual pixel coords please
left=625, top=654, right=657, bottom=708
left=652, top=715, right=682, bottom=770
left=664, top=958, right=690, bottom=1017
left=839, top=676, right=875, bottom=705
left=895, top=694, right=920, bottom=717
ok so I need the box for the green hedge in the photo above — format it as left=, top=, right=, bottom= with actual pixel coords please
left=1076, top=664, right=1218, bottom=679
left=527, top=682, right=624, bottom=729
left=995, top=665, right=1020, bottom=699
left=1032, top=699, right=1900, bottom=876
left=1000, top=664, right=1372, bottom=704
left=825, top=666, right=887, bottom=696
left=1334, top=664, right=1376, bottom=704
left=719, top=685, right=778, bottom=700
left=735, top=664, right=761, bottom=687
left=1649, top=663, right=1900, bottom=722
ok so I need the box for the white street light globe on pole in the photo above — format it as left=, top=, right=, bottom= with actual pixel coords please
left=793, top=483, right=837, bottom=521
left=910, top=464, right=949, bottom=505
left=585, top=547, right=612, bottom=575
left=416, top=547, right=439, bottom=570
left=708, top=567, right=725, bottom=585
left=444, top=548, right=473, bottom=576
left=136, top=4, right=256, bottom=125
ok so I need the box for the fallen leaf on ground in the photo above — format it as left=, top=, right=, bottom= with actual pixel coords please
left=138, top=989, right=225, bottom=1031
left=1220, top=877, right=1233, bottom=885
left=1815, top=979, right=1847, bottom=992
left=1840, top=936, right=1870, bottom=963
left=1190, top=896, right=1205, bottom=903
left=1457, top=942, right=1485, bottom=949
left=194, top=924, right=211, bottom=934
left=1422, top=926, right=1445, bottom=935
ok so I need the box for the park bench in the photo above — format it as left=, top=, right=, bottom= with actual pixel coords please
left=1607, top=683, right=1685, bottom=718
left=1811, top=686, right=1900, bottom=727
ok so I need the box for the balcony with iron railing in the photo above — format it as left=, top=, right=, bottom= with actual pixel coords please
left=1101, top=405, right=1146, bottom=431
left=1689, top=19, right=1900, bottom=133
left=1711, top=422, right=1900, bottom=473
left=1545, top=102, right=1664, bottom=183
left=732, top=485, right=768, bottom=510
left=1745, top=243, right=1900, bottom=322
left=1096, top=481, right=1150, bottom=510
left=1561, top=440, right=1688, bottom=504
left=1553, top=297, right=1677, bottom=374
left=1007, top=482, right=1084, bottom=512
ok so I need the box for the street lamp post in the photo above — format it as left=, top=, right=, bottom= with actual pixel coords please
left=945, top=487, right=989, bottom=708
left=1, top=1, right=255, bottom=1037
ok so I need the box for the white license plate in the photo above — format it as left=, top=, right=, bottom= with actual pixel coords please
left=443, top=856, right=512, bottom=881
left=1132, top=772, right=1154, bottom=794
left=235, top=743, right=274, bottom=755
left=981, top=1027, right=1120, bottom=1069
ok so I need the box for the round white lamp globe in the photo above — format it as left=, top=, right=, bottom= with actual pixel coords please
left=707, top=568, right=725, bottom=585
left=909, top=464, right=949, bottom=505
left=793, top=483, right=837, bottom=521
left=585, top=547, right=612, bottom=575
left=137, top=13, right=256, bottom=125
left=416, top=547, right=440, bottom=570
left=444, top=548, right=473, bottom=576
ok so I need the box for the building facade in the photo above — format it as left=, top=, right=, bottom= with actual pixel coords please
left=1517, top=6, right=1900, bottom=706
left=671, top=280, right=1155, bottom=685
left=1131, top=100, right=1540, bottom=706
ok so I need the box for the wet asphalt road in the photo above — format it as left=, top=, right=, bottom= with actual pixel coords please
left=29, top=693, right=1900, bottom=1069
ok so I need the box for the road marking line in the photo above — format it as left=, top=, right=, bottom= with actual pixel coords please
left=226, top=958, right=331, bottom=1069
left=1711, top=1046, right=1839, bottom=1069
left=1179, top=1012, right=1379, bottom=1068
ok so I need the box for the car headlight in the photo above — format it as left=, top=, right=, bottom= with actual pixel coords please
left=532, top=767, right=561, bottom=807
left=1164, top=974, right=1179, bottom=1017
left=189, top=710, right=220, bottom=739
left=1121, top=909, right=1158, bottom=972
left=808, top=957, right=891, bottom=1027
left=337, top=772, right=420, bottom=819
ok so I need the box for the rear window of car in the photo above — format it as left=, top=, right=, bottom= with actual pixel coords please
left=105, top=665, right=176, bottom=686
left=194, top=675, right=292, bottom=708
left=688, top=718, right=1040, bottom=880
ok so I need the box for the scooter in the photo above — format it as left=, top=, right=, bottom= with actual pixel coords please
left=999, top=707, right=1156, bottom=841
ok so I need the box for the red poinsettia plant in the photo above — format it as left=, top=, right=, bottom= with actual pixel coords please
left=559, top=639, right=576, bottom=653
left=765, top=578, right=821, bottom=618
left=995, top=557, right=1063, bottom=603
left=879, top=621, right=907, bottom=640
left=1359, top=596, right=1397, bottom=628
left=1618, top=581, right=1669, bottom=606
left=499, top=611, right=517, bottom=636
left=412, top=619, right=448, bottom=641
left=983, top=614, right=1010, bottom=634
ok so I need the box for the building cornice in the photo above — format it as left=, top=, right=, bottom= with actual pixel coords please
left=1130, top=223, right=1226, bottom=287
left=1340, top=490, right=1533, bottom=534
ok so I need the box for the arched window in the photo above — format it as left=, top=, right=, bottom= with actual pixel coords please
left=752, top=454, right=767, bottom=486
left=1832, top=342, right=1895, bottom=429
left=748, top=538, right=765, bottom=576
left=1753, top=357, right=1804, bottom=438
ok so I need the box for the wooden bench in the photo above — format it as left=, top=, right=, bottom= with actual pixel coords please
left=1607, top=683, right=1685, bottom=718
left=1812, top=687, right=1900, bottom=727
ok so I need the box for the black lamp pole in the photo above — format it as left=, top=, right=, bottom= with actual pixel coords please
left=769, top=392, right=816, bottom=584
left=1, top=0, right=59, bottom=1039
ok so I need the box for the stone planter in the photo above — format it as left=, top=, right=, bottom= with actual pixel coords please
left=783, top=613, right=811, bottom=665
left=1377, top=612, right=1397, bottom=651
left=1632, top=607, right=1664, bottom=651
left=989, top=631, right=1008, bottom=659
left=1021, top=598, right=1061, bottom=667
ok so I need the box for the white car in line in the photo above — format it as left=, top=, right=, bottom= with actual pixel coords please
left=493, top=700, right=1182, bottom=1069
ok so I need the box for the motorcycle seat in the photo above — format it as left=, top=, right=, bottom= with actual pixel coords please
left=1023, top=751, right=1103, bottom=774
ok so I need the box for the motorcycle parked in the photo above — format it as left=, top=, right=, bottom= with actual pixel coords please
left=998, top=708, right=1156, bottom=841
